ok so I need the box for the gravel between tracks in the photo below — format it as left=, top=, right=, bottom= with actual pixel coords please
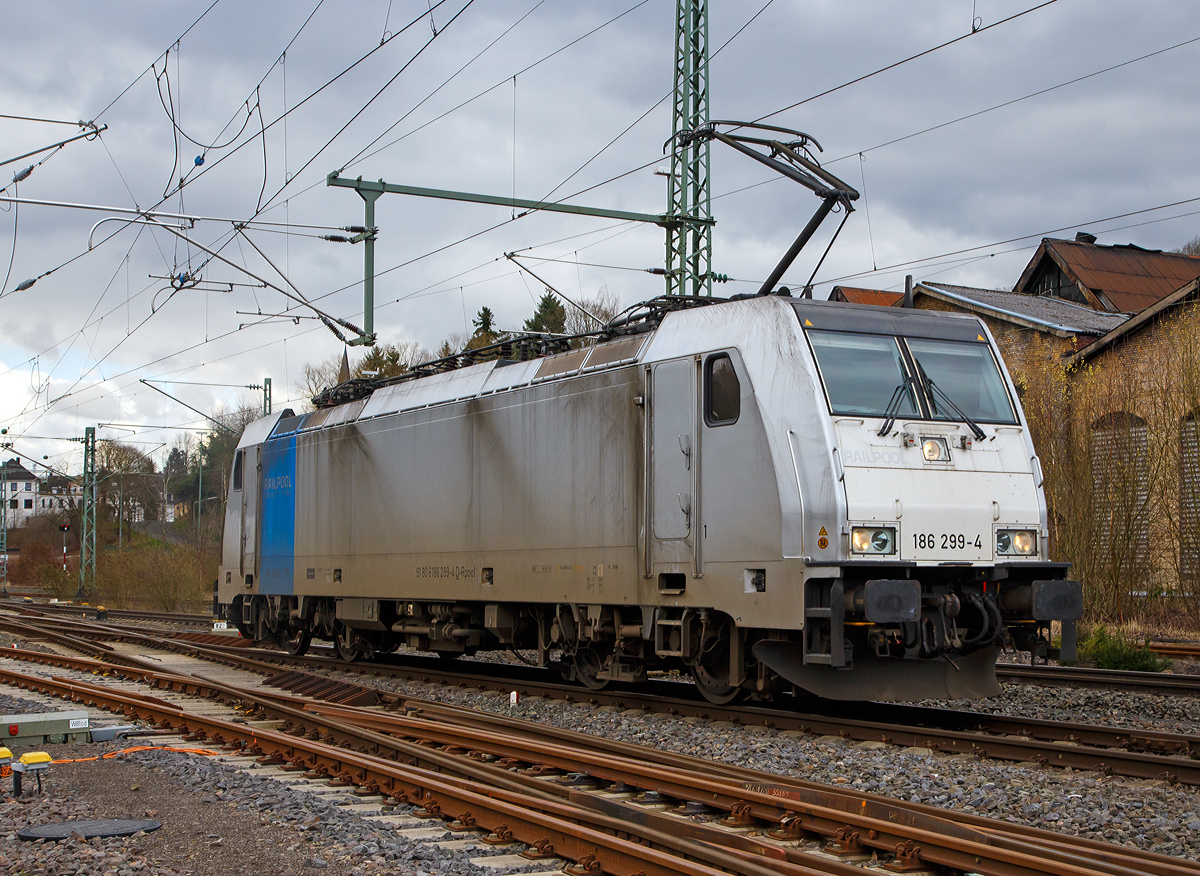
left=2, top=741, right=518, bottom=876
left=4, top=622, right=1200, bottom=867
left=354, top=672, right=1200, bottom=861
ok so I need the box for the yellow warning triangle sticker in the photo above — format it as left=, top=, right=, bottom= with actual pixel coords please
left=977, top=334, right=986, bottom=341
left=818, top=526, right=827, bottom=536
left=804, top=319, right=813, bottom=326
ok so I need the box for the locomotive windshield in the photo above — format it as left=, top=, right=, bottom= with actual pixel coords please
left=807, top=331, right=917, bottom=417
left=807, top=329, right=1017, bottom=424
left=907, top=338, right=1017, bottom=425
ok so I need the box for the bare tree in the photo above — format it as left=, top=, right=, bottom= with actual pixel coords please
left=1176, top=234, right=1200, bottom=256
left=294, top=358, right=342, bottom=407
left=294, top=341, right=434, bottom=407
left=564, top=285, right=621, bottom=338
left=434, top=331, right=472, bottom=359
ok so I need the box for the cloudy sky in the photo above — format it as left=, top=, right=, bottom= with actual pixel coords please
left=2, top=0, right=1198, bottom=473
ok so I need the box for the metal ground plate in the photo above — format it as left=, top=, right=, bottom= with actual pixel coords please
left=17, top=819, right=162, bottom=841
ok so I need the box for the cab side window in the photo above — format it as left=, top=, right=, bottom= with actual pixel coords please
left=233, top=450, right=244, bottom=492
left=705, top=353, right=740, bottom=426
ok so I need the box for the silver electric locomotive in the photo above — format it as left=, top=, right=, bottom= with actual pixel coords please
left=217, top=293, right=1080, bottom=702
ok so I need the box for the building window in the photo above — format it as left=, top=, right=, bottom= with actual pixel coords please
left=1090, top=411, right=1150, bottom=568
left=7, top=499, right=15, bottom=509
left=24, top=482, right=31, bottom=491
left=704, top=353, right=740, bottom=426
left=1182, top=414, right=1200, bottom=581
left=23, top=499, right=32, bottom=509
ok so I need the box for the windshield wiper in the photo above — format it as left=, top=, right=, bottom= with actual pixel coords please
left=914, top=361, right=986, bottom=441
left=877, top=377, right=917, bottom=436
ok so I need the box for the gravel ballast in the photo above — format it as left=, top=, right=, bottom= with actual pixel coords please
left=3, top=629, right=1200, bottom=868
left=343, top=669, right=1200, bottom=861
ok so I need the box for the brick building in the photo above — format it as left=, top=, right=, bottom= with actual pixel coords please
left=895, top=237, right=1200, bottom=615
left=908, top=281, right=1126, bottom=388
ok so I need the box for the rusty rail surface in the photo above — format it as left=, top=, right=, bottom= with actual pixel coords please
left=3, top=648, right=1199, bottom=876
left=996, top=664, right=1200, bottom=698
left=5, top=602, right=211, bottom=626
left=1148, top=643, right=1200, bottom=659
left=9, top=614, right=1200, bottom=786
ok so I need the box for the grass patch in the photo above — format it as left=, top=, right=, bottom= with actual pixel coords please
left=1079, top=626, right=1172, bottom=672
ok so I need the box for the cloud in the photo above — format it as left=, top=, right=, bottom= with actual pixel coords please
left=2, top=0, right=1199, bottom=466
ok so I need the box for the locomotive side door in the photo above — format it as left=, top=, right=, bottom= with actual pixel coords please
left=650, top=359, right=695, bottom=550
left=239, top=446, right=260, bottom=579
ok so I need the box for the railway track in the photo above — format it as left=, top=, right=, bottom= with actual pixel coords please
left=1, top=599, right=211, bottom=627
left=15, top=604, right=1200, bottom=697
left=1, top=642, right=1196, bottom=876
left=996, top=663, right=1200, bottom=698
left=1150, top=643, right=1200, bottom=660
left=6, top=612, right=1200, bottom=789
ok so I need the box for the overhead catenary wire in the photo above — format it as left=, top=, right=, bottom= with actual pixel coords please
left=90, top=0, right=224, bottom=123
left=154, top=1, right=456, bottom=209
left=751, top=0, right=1061, bottom=124
left=21, top=0, right=729, bottom=403
left=77, top=0, right=470, bottom=331
left=339, top=0, right=550, bottom=174
left=4, top=3, right=1180, bottom=444
left=703, top=30, right=1200, bottom=232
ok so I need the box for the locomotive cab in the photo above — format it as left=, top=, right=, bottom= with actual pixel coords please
left=750, top=300, right=1080, bottom=700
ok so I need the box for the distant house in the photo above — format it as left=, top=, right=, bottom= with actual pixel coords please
left=829, top=285, right=904, bottom=307
left=908, top=281, right=1126, bottom=386
left=1012, top=232, right=1200, bottom=314
left=896, top=236, right=1200, bottom=616
left=1, top=459, right=40, bottom=527
left=39, top=475, right=80, bottom=514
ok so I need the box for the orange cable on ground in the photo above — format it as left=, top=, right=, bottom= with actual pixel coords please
left=52, top=745, right=224, bottom=764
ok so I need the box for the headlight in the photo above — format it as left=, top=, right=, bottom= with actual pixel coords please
left=921, top=436, right=950, bottom=463
left=851, top=526, right=896, bottom=555
left=996, top=529, right=1037, bottom=556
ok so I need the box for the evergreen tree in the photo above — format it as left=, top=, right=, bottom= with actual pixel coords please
left=523, top=290, right=566, bottom=334
left=472, top=306, right=496, bottom=336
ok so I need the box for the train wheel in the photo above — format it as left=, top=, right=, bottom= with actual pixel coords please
left=572, top=646, right=611, bottom=690
left=334, top=624, right=367, bottom=662
left=691, top=663, right=741, bottom=704
left=281, top=625, right=312, bottom=657
left=690, top=627, right=742, bottom=705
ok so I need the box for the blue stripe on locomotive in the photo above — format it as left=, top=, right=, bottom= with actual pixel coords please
left=259, top=435, right=296, bottom=595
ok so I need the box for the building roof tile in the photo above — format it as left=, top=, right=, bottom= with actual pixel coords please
left=829, top=286, right=905, bottom=307
left=917, top=282, right=1128, bottom=335
left=1016, top=238, right=1200, bottom=313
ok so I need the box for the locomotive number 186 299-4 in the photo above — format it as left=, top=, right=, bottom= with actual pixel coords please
left=912, top=533, right=983, bottom=551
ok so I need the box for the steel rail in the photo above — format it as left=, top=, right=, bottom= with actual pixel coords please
left=1148, top=643, right=1200, bottom=658
left=367, top=696, right=1199, bottom=876
left=189, top=642, right=1200, bottom=785
left=997, top=664, right=1200, bottom=697
left=11, top=615, right=1200, bottom=785
left=7, top=603, right=211, bottom=626
left=0, top=650, right=845, bottom=874
left=0, top=658, right=1163, bottom=876
left=5, top=645, right=1197, bottom=876
left=6, top=639, right=1195, bottom=876
left=1, top=650, right=1192, bottom=876
left=0, top=665, right=823, bottom=876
